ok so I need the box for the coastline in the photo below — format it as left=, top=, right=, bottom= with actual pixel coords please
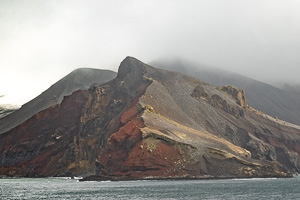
left=78, top=173, right=294, bottom=182
left=1, top=173, right=295, bottom=182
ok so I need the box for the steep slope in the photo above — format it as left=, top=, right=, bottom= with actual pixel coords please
left=0, top=57, right=299, bottom=180
left=0, top=68, right=116, bottom=134
left=150, top=58, right=300, bottom=126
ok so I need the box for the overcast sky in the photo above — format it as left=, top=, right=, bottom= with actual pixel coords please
left=1, top=0, right=300, bottom=105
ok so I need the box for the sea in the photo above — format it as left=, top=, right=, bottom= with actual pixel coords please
left=0, top=176, right=300, bottom=200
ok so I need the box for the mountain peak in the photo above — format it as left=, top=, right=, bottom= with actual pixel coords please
left=117, top=56, right=147, bottom=79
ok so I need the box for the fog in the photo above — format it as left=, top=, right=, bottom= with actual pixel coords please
left=1, top=0, right=300, bottom=105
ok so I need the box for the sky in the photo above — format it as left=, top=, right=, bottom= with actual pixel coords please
left=1, top=0, right=300, bottom=105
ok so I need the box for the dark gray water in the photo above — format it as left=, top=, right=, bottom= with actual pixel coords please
left=1, top=176, right=299, bottom=199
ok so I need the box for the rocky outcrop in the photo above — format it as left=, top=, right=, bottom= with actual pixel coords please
left=209, top=94, right=244, bottom=118
left=217, top=85, right=246, bottom=107
left=0, top=57, right=299, bottom=180
left=191, top=85, right=245, bottom=118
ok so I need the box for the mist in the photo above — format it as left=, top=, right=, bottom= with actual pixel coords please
left=1, top=0, right=300, bottom=105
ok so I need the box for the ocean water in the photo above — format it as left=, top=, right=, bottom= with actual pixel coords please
left=0, top=176, right=299, bottom=200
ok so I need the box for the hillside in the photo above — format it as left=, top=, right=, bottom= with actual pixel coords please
left=0, top=57, right=299, bottom=180
left=0, top=68, right=116, bottom=134
left=151, top=58, right=300, bottom=126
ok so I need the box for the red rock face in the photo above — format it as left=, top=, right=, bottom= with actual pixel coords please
left=99, top=115, right=190, bottom=179
left=120, top=140, right=186, bottom=178
left=0, top=57, right=299, bottom=179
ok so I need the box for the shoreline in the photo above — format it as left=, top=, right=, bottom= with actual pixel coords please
left=78, top=174, right=294, bottom=182
left=0, top=173, right=296, bottom=182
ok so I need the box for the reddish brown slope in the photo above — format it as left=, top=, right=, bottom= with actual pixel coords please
left=0, top=90, right=89, bottom=176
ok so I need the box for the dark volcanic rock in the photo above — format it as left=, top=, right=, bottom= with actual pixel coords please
left=0, top=57, right=299, bottom=180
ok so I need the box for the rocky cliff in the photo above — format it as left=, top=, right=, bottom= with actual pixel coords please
left=0, top=57, right=299, bottom=179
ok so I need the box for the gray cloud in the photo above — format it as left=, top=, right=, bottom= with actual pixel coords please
left=1, top=0, right=299, bottom=105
